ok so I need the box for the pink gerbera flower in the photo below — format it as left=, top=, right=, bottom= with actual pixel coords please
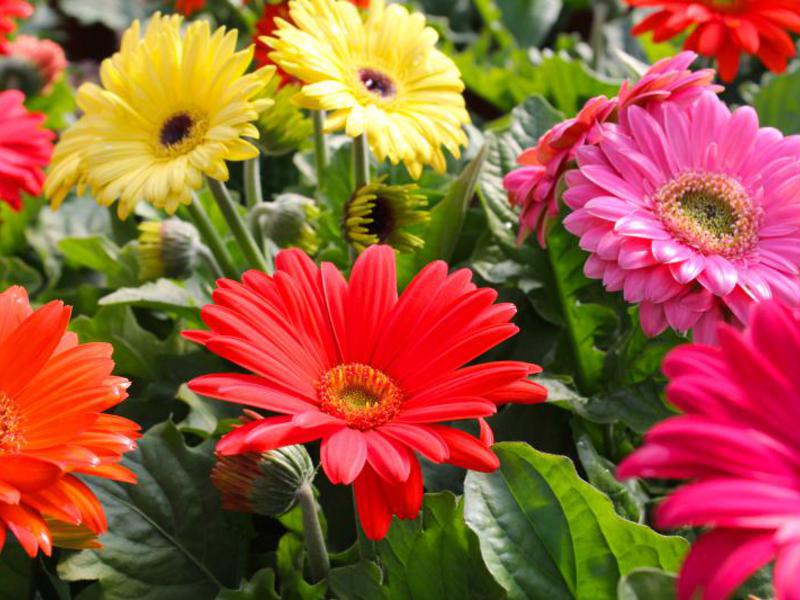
left=0, top=90, right=54, bottom=211
left=563, top=91, right=800, bottom=343
left=0, top=0, right=31, bottom=52
left=618, top=300, right=800, bottom=600
left=185, top=246, right=546, bottom=540
left=505, top=52, right=719, bottom=247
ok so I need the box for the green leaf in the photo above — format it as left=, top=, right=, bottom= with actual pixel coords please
left=26, top=79, right=77, bottom=130
left=274, top=534, right=327, bottom=600
left=218, top=568, right=280, bottom=600
left=492, top=0, right=563, bottom=48
left=0, top=257, right=42, bottom=294
left=464, top=443, right=688, bottom=600
left=328, top=562, right=388, bottom=600
left=58, top=236, right=138, bottom=288
left=58, top=422, right=250, bottom=600
left=175, top=384, right=242, bottom=438
left=99, top=279, right=204, bottom=322
left=0, top=541, right=32, bottom=600
left=617, top=569, right=677, bottom=600
left=417, top=143, right=490, bottom=264
left=750, top=65, right=800, bottom=135
left=58, top=0, right=156, bottom=29
left=70, top=306, right=178, bottom=380
left=479, top=95, right=564, bottom=249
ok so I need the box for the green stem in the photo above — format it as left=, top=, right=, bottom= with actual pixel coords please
left=297, top=485, right=330, bottom=584
left=244, top=158, right=264, bottom=208
left=184, top=199, right=238, bottom=279
left=590, top=0, right=609, bottom=72
left=207, top=178, right=270, bottom=273
left=195, top=243, right=224, bottom=279
left=352, top=133, right=370, bottom=189
left=312, top=110, right=329, bottom=193
left=353, top=488, right=375, bottom=562
left=547, top=243, right=591, bottom=395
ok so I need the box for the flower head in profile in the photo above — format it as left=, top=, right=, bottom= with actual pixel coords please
left=185, top=246, right=546, bottom=539
left=619, top=300, right=800, bottom=600
left=563, top=92, right=800, bottom=343
left=0, top=0, right=31, bottom=52
left=0, top=286, right=139, bottom=556
left=505, top=52, right=720, bottom=248
left=266, top=0, right=470, bottom=179
left=344, top=178, right=428, bottom=254
left=44, top=14, right=275, bottom=219
left=0, top=90, right=53, bottom=211
left=5, top=35, right=68, bottom=93
left=626, top=0, right=800, bottom=81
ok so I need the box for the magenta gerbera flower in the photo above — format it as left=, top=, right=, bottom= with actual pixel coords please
left=563, top=91, right=800, bottom=343
left=618, top=300, right=800, bottom=600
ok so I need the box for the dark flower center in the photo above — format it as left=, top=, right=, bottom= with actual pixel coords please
left=365, top=197, right=395, bottom=242
left=679, top=191, right=737, bottom=239
left=160, top=113, right=195, bottom=147
left=359, top=68, right=396, bottom=99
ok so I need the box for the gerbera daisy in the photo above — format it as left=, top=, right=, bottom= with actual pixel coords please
left=505, top=52, right=719, bottom=247
left=626, top=0, right=800, bottom=82
left=0, top=286, right=139, bottom=557
left=344, top=178, right=428, bottom=254
left=563, top=91, right=800, bottom=343
left=0, top=0, right=31, bottom=52
left=618, top=300, right=800, bottom=600
left=265, top=0, right=470, bottom=179
left=174, top=0, right=205, bottom=15
left=185, top=245, right=546, bottom=539
left=44, top=14, right=275, bottom=219
left=0, top=90, right=54, bottom=211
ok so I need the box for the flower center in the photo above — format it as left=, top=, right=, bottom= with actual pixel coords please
left=358, top=68, right=397, bottom=99
left=318, top=363, right=403, bottom=430
left=365, top=197, right=395, bottom=243
left=0, top=393, right=24, bottom=454
left=655, top=171, right=760, bottom=258
left=157, top=111, right=208, bottom=157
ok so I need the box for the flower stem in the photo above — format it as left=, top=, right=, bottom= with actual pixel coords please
left=207, top=177, right=270, bottom=273
left=312, top=110, right=329, bottom=193
left=297, top=484, right=330, bottom=584
left=244, top=157, right=264, bottom=208
left=195, top=243, right=224, bottom=279
left=353, top=133, right=370, bottom=189
left=352, top=488, right=375, bottom=562
left=590, top=0, right=609, bottom=72
left=184, top=199, right=238, bottom=279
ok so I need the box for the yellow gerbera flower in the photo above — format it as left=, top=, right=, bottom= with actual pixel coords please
left=265, top=0, right=470, bottom=179
left=45, top=14, right=275, bottom=219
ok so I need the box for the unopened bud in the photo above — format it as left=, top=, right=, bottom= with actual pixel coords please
left=137, top=219, right=200, bottom=281
left=253, top=194, right=320, bottom=254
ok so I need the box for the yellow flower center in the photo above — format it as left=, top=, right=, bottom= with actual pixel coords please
left=156, top=110, right=209, bottom=157
left=318, top=363, right=403, bottom=430
left=655, top=171, right=760, bottom=258
left=0, top=393, right=24, bottom=454
left=358, top=68, right=397, bottom=100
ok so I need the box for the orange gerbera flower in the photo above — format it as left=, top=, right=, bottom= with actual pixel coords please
left=626, top=0, right=800, bottom=81
left=0, top=287, right=139, bottom=557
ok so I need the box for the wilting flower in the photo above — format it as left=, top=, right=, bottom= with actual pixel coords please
left=44, top=14, right=275, bottom=219
left=0, top=0, right=31, bottom=52
left=563, top=92, right=800, bottom=343
left=5, top=35, right=67, bottom=93
left=137, top=219, right=201, bottom=281
left=618, top=300, right=800, bottom=600
left=0, top=90, right=53, bottom=211
left=344, top=178, right=428, bottom=254
left=505, top=52, right=720, bottom=247
left=185, top=246, right=546, bottom=539
left=266, top=0, right=469, bottom=179
left=0, top=286, right=139, bottom=556
left=626, top=0, right=800, bottom=82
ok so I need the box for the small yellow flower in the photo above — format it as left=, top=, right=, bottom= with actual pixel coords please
left=344, top=177, right=428, bottom=254
left=266, top=0, right=470, bottom=179
left=45, top=14, right=275, bottom=219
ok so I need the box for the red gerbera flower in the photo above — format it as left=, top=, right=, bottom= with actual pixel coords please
left=0, top=0, right=31, bottom=52
left=626, top=0, right=800, bottom=82
left=185, top=246, right=546, bottom=540
left=174, top=0, right=206, bottom=16
left=0, top=286, right=140, bottom=557
left=253, top=0, right=370, bottom=81
left=0, top=90, right=54, bottom=211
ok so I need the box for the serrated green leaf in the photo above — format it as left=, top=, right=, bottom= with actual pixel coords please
left=175, top=384, right=242, bottom=438
left=464, top=443, right=688, bottom=600
left=57, top=422, right=250, bottom=600
left=58, top=235, right=138, bottom=288
left=617, top=569, right=677, bottom=600
left=100, top=279, right=203, bottom=322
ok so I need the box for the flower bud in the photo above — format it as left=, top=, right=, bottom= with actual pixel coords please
left=254, top=194, right=320, bottom=254
left=0, top=55, right=44, bottom=96
left=137, top=219, right=200, bottom=281
left=256, top=78, right=313, bottom=156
